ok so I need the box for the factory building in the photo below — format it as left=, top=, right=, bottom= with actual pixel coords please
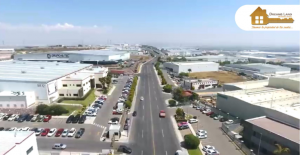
left=183, top=79, right=219, bottom=90
left=0, top=61, right=108, bottom=108
left=222, top=63, right=291, bottom=75
left=185, top=55, right=248, bottom=63
left=282, top=63, right=300, bottom=70
left=163, top=61, right=219, bottom=76
left=13, top=50, right=130, bottom=64
left=239, top=55, right=279, bottom=63
left=223, top=80, right=269, bottom=92
left=216, top=76, right=300, bottom=155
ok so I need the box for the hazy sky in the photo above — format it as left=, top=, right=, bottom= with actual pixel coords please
left=0, top=0, right=299, bottom=47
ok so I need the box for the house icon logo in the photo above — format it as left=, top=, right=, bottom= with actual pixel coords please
left=250, top=7, right=294, bottom=25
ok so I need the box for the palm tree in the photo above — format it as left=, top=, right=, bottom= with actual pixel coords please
left=273, top=144, right=290, bottom=155
left=188, top=68, right=192, bottom=73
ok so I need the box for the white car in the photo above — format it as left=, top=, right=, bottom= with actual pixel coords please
left=189, top=119, right=198, bottom=124
left=0, top=113, right=7, bottom=120
left=16, top=128, right=23, bottom=131
left=205, top=149, right=220, bottom=155
left=108, top=118, right=119, bottom=124
left=48, top=128, right=57, bottom=137
left=35, top=128, right=43, bottom=136
left=67, top=128, right=76, bottom=137
left=62, top=129, right=69, bottom=137
left=140, top=96, right=144, bottom=101
left=203, top=109, right=211, bottom=114
left=197, top=133, right=208, bottom=139
left=7, top=114, right=17, bottom=121
left=197, top=130, right=207, bottom=134
left=9, top=127, right=17, bottom=131
left=22, top=127, right=30, bottom=131
left=52, top=143, right=67, bottom=150
left=202, top=145, right=216, bottom=152
left=196, top=106, right=201, bottom=110
left=225, top=120, right=234, bottom=125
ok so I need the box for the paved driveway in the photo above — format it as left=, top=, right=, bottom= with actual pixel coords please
left=168, top=107, right=243, bottom=155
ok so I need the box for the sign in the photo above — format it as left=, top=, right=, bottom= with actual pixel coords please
left=37, top=84, right=45, bottom=87
left=47, top=53, right=70, bottom=59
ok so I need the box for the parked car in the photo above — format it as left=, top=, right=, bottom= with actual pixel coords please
left=62, top=129, right=69, bottom=137
left=189, top=119, right=198, bottom=124
left=72, top=114, right=81, bottom=123
left=225, top=120, right=234, bottom=125
left=178, top=125, right=189, bottom=130
left=219, top=118, right=228, bottom=122
left=178, top=122, right=188, bottom=127
left=202, top=145, right=216, bottom=153
left=47, top=128, right=57, bottom=137
left=124, top=125, right=129, bottom=130
left=66, top=115, right=74, bottom=123
left=78, top=115, right=86, bottom=124
left=68, top=128, right=76, bottom=137
left=0, top=127, right=4, bottom=131
left=18, top=114, right=29, bottom=122
left=43, top=115, right=52, bottom=122
left=3, top=114, right=13, bottom=121
left=214, top=115, right=223, bottom=120
left=210, top=114, right=218, bottom=118
left=117, top=145, right=132, bottom=154
left=14, top=114, right=21, bottom=121
left=55, top=128, right=64, bottom=137
left=9, top=127, right=17, bottom=131
left=8, top=114, right=17, bottom=121
left=37, top=115, right=45, bottom=122
left=202, top=109, right=211, bottom=114
left=22, top=127, right=30, bottom=131
left=108, top=117, right=120, bottom=124
left=205, top=149, right=220, bottom=155
left=206, top=111, right=214, bottom=116
left=196, top=106, right=201, bottom=110
left=52, top=143, right=67, bottom=150
left=31, top=115, right=39, bottom=122
left=41, top=128, right=50, bottom=136
left=35, top=128, right=44, bottom=136
left=75, top=128, right=85, bottom=138
left=26, top=115, right=34, bottom=121
left=30, top=128, right=38, bottom=132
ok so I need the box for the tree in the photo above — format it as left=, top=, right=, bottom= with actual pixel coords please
left=106, top=76, right=112, bottom=88
left=125, top=100, right=132, bottom=109
left=191, top=86, right=195, bottom=90
left=161, top=77, right=167, bottom=85
left=48, top=105, right=68, bottom=115
left=190, top=92, right=199, bottom=101
left=168, top=99, right=176, bottom=107
left=163, top=84, right=172, bottom=93
left=36, top=104, right=50, bottom=115
left=172, top=87, right=185, bottom=102
left=179, top=72, right=189, bottom=78
left=99, top=77, right=107, bottom=89
left=188, top=68, right=192, bottom=73
left=157, top=70, right=163, bottom=75
left=181, top=57, right=187, bottom=61
left=175, top=108, right=184, bottom=117
left=273, top=144, right=290, bottom=155
left=184, top=134, right=200, bottom=149
left=167, top=57, right=172, bottom=62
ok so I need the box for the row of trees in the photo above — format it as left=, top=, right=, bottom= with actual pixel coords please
left=172, top=87, right=199, bottom=103
left=166, top=57, right=187, bottom=62
left=163, top=84, right=172, bottom=93
left=155, top=62, right=167, bottom=85
left=99, top=73, right=112, bottom=94
left=125, top=76, right=138, bottom=109
left=36, top=104, right=69, bottom=115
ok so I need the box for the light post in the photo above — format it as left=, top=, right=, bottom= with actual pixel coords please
left=236, top=116, right=239, bottom=123
left=219, top=108, right=221, bottom=115
left=227, top=112, right=229, bottom=119
left=257, top=133, right=262, bottom=155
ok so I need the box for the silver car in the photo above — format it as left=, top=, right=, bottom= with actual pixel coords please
left=52, top=143, right=67, bottom=150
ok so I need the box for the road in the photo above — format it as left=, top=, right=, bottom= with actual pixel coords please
left=129, top=59, right=180, bottom=155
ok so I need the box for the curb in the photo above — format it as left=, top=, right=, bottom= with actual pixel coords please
left=107, top=85, right=116, bottom=96
left=153, top=66, right=162, bottom=84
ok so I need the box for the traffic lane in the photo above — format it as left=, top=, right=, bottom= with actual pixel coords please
left=180, top=107, right=243, bottom=155
left=37, top=138, right=112, bottom=152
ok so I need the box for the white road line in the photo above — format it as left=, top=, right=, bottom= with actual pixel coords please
left=155, top=96, right=157, bottom=100
left=143, top=115, right=144, bottom=121
left=157, top=105, right=159, bottom=109
left=141, top=150, right=143, bottom=155
left=166, top=151, right=168, bottom=155
left=142, top=130, right=144, bottom=138
left=143, top=105, right=144, bottom=109
left=162, top=129, right=164, bottom=137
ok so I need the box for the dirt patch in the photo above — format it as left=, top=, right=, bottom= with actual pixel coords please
left=189, top=71, right=246, bottom=84
left=130, top=54, right=151, bottom=61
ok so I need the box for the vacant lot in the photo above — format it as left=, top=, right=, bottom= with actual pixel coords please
left=130, top=54, right=151, bottom=61
left=189, top=71, right=246, bottom=84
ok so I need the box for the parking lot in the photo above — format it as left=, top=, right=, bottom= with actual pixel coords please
left=0, top=75, right=131, bottom=143
left=168, top=106, right=243, bottom=155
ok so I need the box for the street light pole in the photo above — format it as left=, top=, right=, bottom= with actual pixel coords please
left=257, top=133, right=262, bottom=155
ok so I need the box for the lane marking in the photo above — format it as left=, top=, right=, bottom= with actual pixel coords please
left=148, top=72, right=156, bottom=155
left=143, top=105, right=144, bottom=110
left=143, top=115, right=144, bottom=121
left=141, top=150, right=143, bottom=155
left=157, top=105, right=159, bottom=109
left=142, top=130, right=143, bottom=138
left=162, top=129, right=164, bottom=138
left=166, top=151, right=168, bottom=155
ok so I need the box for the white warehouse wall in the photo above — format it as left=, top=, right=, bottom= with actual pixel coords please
left=6, top=132, right=39, bottom=155
left=268, top=77, right=300, bottom=93
left=178, top=63, right=219, bottom=73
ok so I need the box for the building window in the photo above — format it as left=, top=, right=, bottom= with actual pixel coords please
left=73, top=84, right=75, bottom=86
left=7, top=104, right=10, bottom=107
left=21, top=104, right=24, bottom=107
left=26, top=146, right=33, bottom=155
left=76, top=84, right=81, bottom=87
left=14, top=104, right=17, bottom=107
left=69, top=94, right=71, bottom=96
left=255, top=16, right=259, bottom=24
left=59, top=94, right=64, bottom=96
left=63, top=84, right=67, bottom=87
left=73, top=94, right=78, bottom=96
left=66, top=94, right=68, bottom=96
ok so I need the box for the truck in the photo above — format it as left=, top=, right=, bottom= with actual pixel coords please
left=159, top=110, right=166, bottom=118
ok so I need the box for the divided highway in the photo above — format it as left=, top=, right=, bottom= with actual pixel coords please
left=130, top=59, right=180, bottom=155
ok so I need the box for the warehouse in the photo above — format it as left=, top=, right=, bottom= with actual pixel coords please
left=282, top=63, right=300, bottom=70
left=0, top=61, right=107, bottom=107
left=239, top=55, right=278, bottom=63
left=163, top=61, right=219, bottom=75
left=222, top=63, right=291, bottom=75
left=13, top=50, right=130, bottom=64
left=185, top=55, right=248, bottom=63
left=183, top=79, right=218, bottom=90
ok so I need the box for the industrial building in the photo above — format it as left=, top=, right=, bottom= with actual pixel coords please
left=185, top=55, right=248, bottom=63
left=0, top=131, right=39, bottom=155
left=183, top=79, right=218, bottom=90
left=239, top=55, right=279, bottom=63
left=13, top=50, right=130, bottom=64
left=223, top=80, right=269, bottom=91
left=282, top=63, right=300, bottom=70
left=216, top=76, right=300, bottom=155
left=163, top=61, right=219, bottom=75
left=222, top=63, right=291, bottom=75
left=0, top=61, right=108, bottom=107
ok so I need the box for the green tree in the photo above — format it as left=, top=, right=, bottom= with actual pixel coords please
left=172, top=87, right=185, bottom=102
left=168, top=99, right=176, bottom=107
left=35, top=104, right=50, bottom=115
left=125, top=100, right=132, bottom=109
left=157, top=70, right=163, bottom=75
left=191, top=86, right=195, bottom=90
left=179, top=72, right=188, bottom=78
left=181, top=57, right=187, bottom=61
left=189, top=92, right=199, bottom=101
left=175, top=108, right=184, bottom=117
left=48, top=105, right=68, bottom=115
left=167, top=57, right=172, bottom=62
left=188, top=68, right=192, bottom=73
left=163, top=84, right=172, bottom=93
left=184, top=134, right=200, bottom=149
left=161, top=77, right=167, bottom=85
left=99, top=77, right=107, bottom=89
left=273, top=144, right=290, bottom=155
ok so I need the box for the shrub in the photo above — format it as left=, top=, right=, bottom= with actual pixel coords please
left=191, top=86, right=195, bottom=90
left=125, top=100, right=132, bottom=109
left=103, top=89, right=109, bottom=94
left=36, top=104, right=49, bottom=114
left=157, top=70, right=162, bottom=75
left=161, top=78, right=167, bottom=85
left=184, top=134, right=200, bottom=149
left=163, top=84, right=172, bottom=93
left=176, top=108, right=184, bottom=117
left=36, top=104, right=68, bottom=115
left=168, top=99, right=176, bottom=107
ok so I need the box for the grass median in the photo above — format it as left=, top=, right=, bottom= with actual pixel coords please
left=188, top=149, right=203, bottom=155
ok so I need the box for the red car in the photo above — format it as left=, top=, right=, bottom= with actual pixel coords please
left=206, top=111, right=214, bottom=116
left=43, top=115, right=52, bottom=122
left=41, top=128, right=50, bottom=136
left=55, top=128, right=64, bottom=137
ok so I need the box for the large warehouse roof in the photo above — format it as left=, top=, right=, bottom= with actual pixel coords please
left=225, top=63, right=290, bottom=73
left=224, top=80, right=269, bottom=89
left=171, top=61, right=217, bottom=66
left=219, top=87, right=300, bottom=119
left=63, top=50, right=128, bottom=56
left=0, top=61, right=91, bottom=83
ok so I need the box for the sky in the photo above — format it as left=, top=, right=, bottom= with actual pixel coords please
left=0, top=0, right=299, bottom=47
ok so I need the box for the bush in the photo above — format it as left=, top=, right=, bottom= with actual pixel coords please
left=36, top=104, right=68, bottom=115
left=184, top=134, right=200, bottom=149
left=191, top=86, right=195, bottom=90
left=161, top=78, right=167, bottom=85
left=125, top=100, right=132, bottom=109
left=168, top=99, right=176, bottom=107
left=103, top=89, right=109, bottom=94
left=157, top=70, right=162, bottom=75
left=176, top=108, right=184, bottom=117
left=163, top=84, right=172, bottom=93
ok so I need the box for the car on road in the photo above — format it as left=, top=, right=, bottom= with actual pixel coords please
left=8, top=114, right=17, bottom=121
left=3, top=114, right=13, bottom=121
left=47, top=128, right=57, bottom=137
left=52, top=143, right=67, bottom=150
left=178, top=125, right=189, bottom=130
left=159, top=110, right=165, bottom=118
left=78, top=115, right=86, bottom=124
left=197, top=133, right=208, bottom=139
left=55, top=128, right=64, bottom=137
left=205, top=149, right=220, bottom=155
left=202, top=145, right=216, bottom=153
left=189, top=118, right=198, bottom=124
left=72, top=114, right=81, bottom=123
left=62, top=129, right=69, bottom=137
left=108, top=117, right=120, bottom=124
left=68, top=128, right=76, bottom=137
left=117, top=145, right=132, bottom=154
left=75, top=128, right=85, bottom=138
left=140, top=96, right=144, bottom=101
left=26, top=115, right=34, bottom=121
left=43, top=115, right=52, bottom=122
left=35, top=128, right=44, bottom=136
left=37, top=115, right=45, bottom=122
left=41, top=128, right=50, bottom=136
left=66, top=115, right=74, bottom=123
left=132, top=111, right=137, bottom=116
left=220, top=117, right=228, bottom=122
left=197, top=130, right=207, bottom=134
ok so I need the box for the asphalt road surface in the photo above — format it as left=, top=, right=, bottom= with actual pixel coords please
left=129, top=59, right=180, bottom=155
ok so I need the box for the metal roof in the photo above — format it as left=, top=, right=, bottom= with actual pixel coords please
left=225, top=63, right=291, bottom=73
left=0, top=61, right=91, bottom=83
left=63, top=50, right=129, bottom=56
